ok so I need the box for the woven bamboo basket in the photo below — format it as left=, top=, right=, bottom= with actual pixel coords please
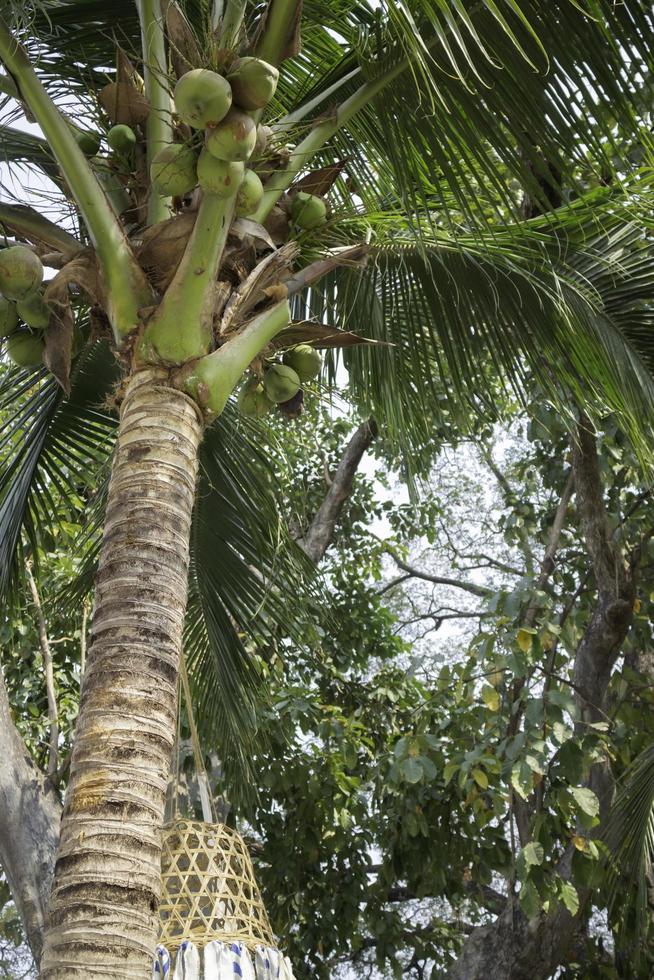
left=158, top=817, right=276, bottom=953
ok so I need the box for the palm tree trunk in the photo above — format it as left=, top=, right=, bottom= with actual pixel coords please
left=40, top=368, right=203, bottom=979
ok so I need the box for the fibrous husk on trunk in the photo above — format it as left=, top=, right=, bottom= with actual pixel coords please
left=99, top=81, right=149, bottom=127
left=220, top=243, right=297, bottom=335
left=136, top=212, right=197, bottom=290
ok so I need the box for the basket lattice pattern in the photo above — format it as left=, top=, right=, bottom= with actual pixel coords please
left=158, top=819, right=275, bottom=951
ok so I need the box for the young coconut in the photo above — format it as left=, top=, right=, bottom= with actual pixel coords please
left=17, top=292, right=50, bottom=330
left=235, top=169, right=264, bottom=217
left=107, top=124, right=137, bottom=154
left=237, top=380, right=274, bottom=418
left=0, top=296, right=18, bottom=338
left=263, top=363, right=301, bottom=403
left=227, top=58, right=279, bottom=111
left=74, top=129, right=102, bottom=156
left=150, top=143, right=198, bottom=196
left=174, top=69, right=232, bottom=129
left=283, top=344, right=321, bottom=381
left=197, top=150, right=244, bottom=197
left=291, top=191, right=327, bottom=230
left=0, top=246, right=43, bottom=301
left=5, top=331, right=45, bottom=368
left=205, top=108, right=257, bottom=163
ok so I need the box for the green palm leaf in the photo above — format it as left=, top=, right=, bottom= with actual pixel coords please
left=0, top=341, right=118, bottom=603
left=186, top=409, right=317, bottom=792
left=604, top=743, right=654, bottom=963
left=292, top=183, right=654, bottom=471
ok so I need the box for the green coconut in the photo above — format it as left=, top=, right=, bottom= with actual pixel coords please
left=5, top=331, right=45, bottom=368
left=174, top=69, right=232, bottom=129
left=237, top=380, right=274, bottom=418
left=74, top=129, right=102, bottom=156
left=150, top=143, right=198, bottom=196
left=197, top=151, right=244, bottom=197
left=205, top=108, right=257, bottom=163
left=291, top=191, right=327, bottom=230
left=235, top=169, right=264, bottom=217
left=283, top=344, right=321, bottom=382
left=0, top=246, right=44, bottom=301
left=107, top=124, right=137, bottom=153
left=0, top=297, right=18, bottom=338
left=17, top=292, right=50, bottom=330
left=227, top=58, right=279, bottom=111
left=263, top=363, right=301, bottom=403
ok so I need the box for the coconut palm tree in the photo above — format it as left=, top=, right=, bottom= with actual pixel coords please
left=3, top=1, right=654, bottom=977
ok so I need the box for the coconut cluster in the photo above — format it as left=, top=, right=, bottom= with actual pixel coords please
left=237, top=345, right=322, bottom=420
left=0, top=246, right=50, bottom=368
left=148, top=59, right=279, bottom=214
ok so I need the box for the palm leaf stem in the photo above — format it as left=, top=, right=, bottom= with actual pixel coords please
left=272, top=67, right=362, bottom=133
left=253, top=47, right=435, bottom=221
left=179, top=298, right=291, bottom=416
left=137, top=0, right=174, bottom=225
left=253, top=0, right=301, bottom=66
left=219, top=0, right=248, bottom=50
left=0, top=203, right=81, bottom=255
left=139, top=191, right=237, bottom=363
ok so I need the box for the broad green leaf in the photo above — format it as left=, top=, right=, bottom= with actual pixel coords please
left=569, top=786, right=600, bottom=818
left=521, top=841, right=544, bottom=867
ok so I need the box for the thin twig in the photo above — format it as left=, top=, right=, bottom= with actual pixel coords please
left=25, top=562, right=59, bottom=776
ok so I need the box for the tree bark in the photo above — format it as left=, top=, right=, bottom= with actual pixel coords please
left=40, top=369, right=203, bottom=979
left=0, top=666, right=61, bottom=963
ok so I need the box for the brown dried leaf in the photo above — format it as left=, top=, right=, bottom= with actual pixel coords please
left=293, top=159, right=347, bottom=197
left=220, top=243, right=297, bottom=333
left=41, top=253, right=99, bottom=393
left=262, top=207, right=289, bottom=247
left=164, top=2, right=203, bottom=78
left=229, top=218, right=277, bottom=251
left=43, top=307, right=74, bottom=395
left=272, top=321, right=390, bottom=350
left=116, top=49, right=141, bottom=87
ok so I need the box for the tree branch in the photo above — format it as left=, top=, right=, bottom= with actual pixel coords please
left=0, top=665, right=61, bottom=964
left=384, top=551, right=493, bottom=599
left=25, top=562, right=58, bottom=777
left=298, top=418, right=378, bottom=563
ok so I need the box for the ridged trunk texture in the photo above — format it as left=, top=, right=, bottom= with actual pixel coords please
left=40, top=369, right=203, bottom=979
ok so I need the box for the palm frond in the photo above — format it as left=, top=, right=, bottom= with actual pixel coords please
left=0, top=339, right=118, bottom=603
left=186, top=406, right=317, bottom=796
left=8, top=1, right=654, bottom=232
left=603, top=743, right=654, bottom=963
left=290, top=180, right=654, bottom=472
